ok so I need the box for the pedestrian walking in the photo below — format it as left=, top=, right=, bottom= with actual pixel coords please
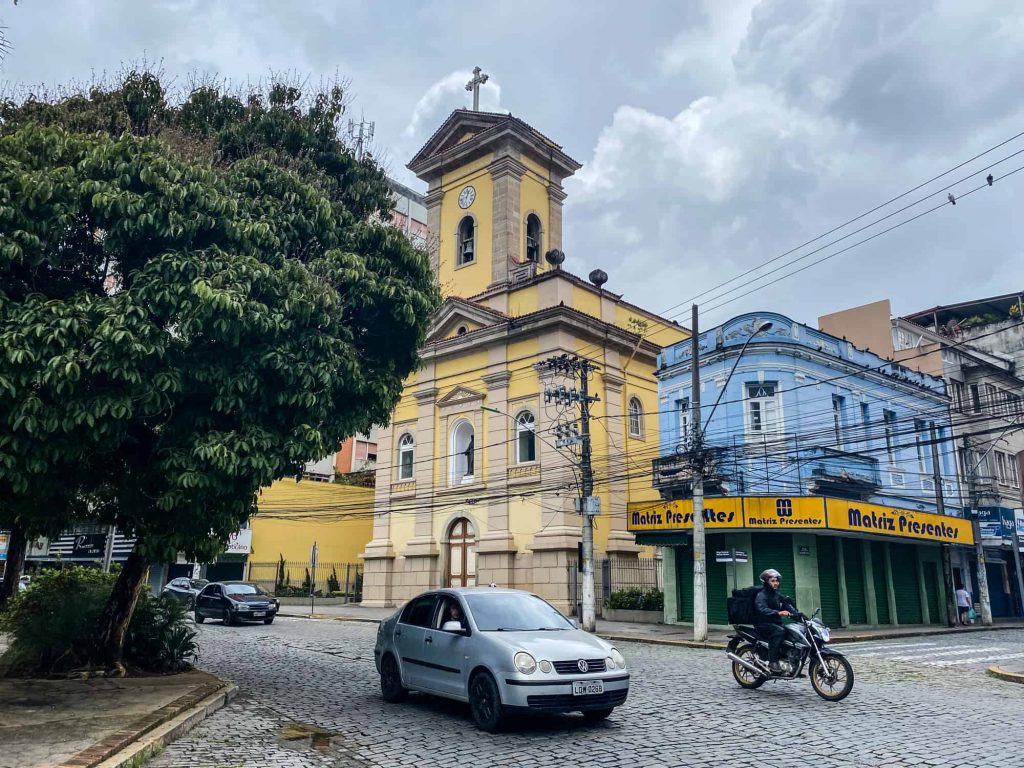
left=955, top=584, right=972, bottom=625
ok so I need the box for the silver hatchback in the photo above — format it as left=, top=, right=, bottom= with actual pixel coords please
left=374, top=588, right=629, bottom=731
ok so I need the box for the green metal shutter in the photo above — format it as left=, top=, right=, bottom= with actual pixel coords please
left=871, top=542, right=891, bottom=624
left=752, top=533, right=795, bottom=601
left=923, top=560, right=942, bottom=625
left=676, top=545, right=693, bottom=622
left=890, top=543, right=923, bottom=624
left=707, top=534, right=730, bottom=626
left=816, top=537, right=843, bottom=627
left=842, top=539, right=868, bottom=624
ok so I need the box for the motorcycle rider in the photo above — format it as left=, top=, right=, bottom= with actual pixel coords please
left=754, top=568, right=798, bottom=674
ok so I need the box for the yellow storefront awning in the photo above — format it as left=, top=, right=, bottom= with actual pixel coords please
left=626, top=495, right=974, bottom=546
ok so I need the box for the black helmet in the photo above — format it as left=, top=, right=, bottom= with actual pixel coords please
left=760, top=568, right=781, bottom=585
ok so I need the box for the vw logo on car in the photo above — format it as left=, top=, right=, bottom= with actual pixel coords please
left=577, top=659, right=589, bottom=673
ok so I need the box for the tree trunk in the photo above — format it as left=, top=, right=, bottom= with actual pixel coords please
left=0, top=525, right=27, bottom=610
left=93, top=545, right=149, bottom=670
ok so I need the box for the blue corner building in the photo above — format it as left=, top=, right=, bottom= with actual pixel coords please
left=631, top=312, right=972, bottom=628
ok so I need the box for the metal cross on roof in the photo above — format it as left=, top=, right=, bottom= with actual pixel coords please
left=465, top=66, right=489, bottom=111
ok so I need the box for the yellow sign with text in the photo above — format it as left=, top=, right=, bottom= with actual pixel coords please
left=825, top=499, right=974, bottom=545
left=628, top=498, right=742, bottom=531
left=743, top=497, right=826, bottom=529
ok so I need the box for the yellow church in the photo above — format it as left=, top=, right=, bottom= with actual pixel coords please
left=360, top=104, right=687, bottom=610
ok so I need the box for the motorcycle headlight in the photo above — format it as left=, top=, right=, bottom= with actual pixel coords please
left=610, top=648, right=626, bottom=669
left=818, top=626, right=831, bottom=642
left=514, top=652, right=537, bottom=675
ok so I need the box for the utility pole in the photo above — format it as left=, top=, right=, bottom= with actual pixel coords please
left=1012, top=452, right=1024, bottom=618
left=930, top=422, right=957, bottom=627
left=965, top=437, right=994, bottom=626
left=690, top=304, right=707, bottom=643
left=540, top=354, right=600, bottom=631
left=101, top=524, right=116, bottom=573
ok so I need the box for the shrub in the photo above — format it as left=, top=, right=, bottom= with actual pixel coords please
left=0, top=565, right=197, bottom=676
left=605, top=588, right=664, bottom=611
left=327, top=567, right=340, bottom=593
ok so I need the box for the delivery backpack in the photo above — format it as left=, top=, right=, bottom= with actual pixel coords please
left=727, top=585, right=762, bottom=625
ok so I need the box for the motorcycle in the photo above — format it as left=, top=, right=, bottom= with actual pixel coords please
left=726, top=608, right=854, bottom=701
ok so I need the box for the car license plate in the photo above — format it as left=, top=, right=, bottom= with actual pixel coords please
left=572, top=680, right=604, bottom=696
left=252, top=611, right=265, bottom=617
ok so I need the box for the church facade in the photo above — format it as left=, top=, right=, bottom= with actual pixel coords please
left=360, top=108, right=686, bottom=610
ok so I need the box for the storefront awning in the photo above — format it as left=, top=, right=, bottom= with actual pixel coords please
left=627, top=495, right=974, bottom=546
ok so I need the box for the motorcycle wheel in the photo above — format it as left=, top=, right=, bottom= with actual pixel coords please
left=731, top=643, right=767, bottom=689
left=809, top=654, right=854, bottom=702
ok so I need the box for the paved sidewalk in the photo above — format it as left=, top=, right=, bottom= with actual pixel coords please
left=278, top=603, right=1024, bottom=648
left=0, top=670, right=235, bottom=768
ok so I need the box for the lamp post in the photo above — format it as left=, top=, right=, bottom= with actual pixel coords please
left=691, top=310, right=773, bottom=643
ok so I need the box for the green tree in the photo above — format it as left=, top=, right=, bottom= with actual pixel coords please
left=0, top=71, right=439, bottom=666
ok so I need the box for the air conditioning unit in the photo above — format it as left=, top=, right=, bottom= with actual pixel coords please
left=889, top=472, right=906, bottom=488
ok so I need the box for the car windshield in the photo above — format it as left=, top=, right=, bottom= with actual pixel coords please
left=224, top=583, right=265, bottom=596
left=464, top=593, right=574, bottom=631
left=189, top=579, right=208, bottom=589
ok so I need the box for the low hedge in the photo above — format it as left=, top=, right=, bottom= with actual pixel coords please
left=605, top=588, right=664, bottom=611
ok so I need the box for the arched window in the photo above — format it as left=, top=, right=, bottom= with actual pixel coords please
left=457, top=216, right=475, bottom=265
left=446, top=518, right=477, bottom=587
left=451, top=419, right=475, bottom=484
left=525, top=213, right=542, bottom=262
left=628, top=397, right=644, bottom=438
left=398, top=433, right=415, bottom=480
left=516, top=410, right=536, bottom=463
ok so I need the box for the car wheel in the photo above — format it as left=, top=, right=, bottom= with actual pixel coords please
left=469, top=671, right=505, bottom=732
left=195, top=612, right=205, bottom=624
left=263, top=617, right=275, bottom=625
left=187, top=597, right=196, bottom=612
left=583, top=707, right=614, bottom=723
left=222, top=608, right=234, bottom=626
left=380, top=654, right=408, bottom=703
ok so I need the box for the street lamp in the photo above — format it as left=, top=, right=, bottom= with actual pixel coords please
left=690, top=312, right=773, bottom=643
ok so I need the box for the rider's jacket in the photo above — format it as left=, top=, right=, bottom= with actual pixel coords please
left=754, top=586, right=796, bottom=625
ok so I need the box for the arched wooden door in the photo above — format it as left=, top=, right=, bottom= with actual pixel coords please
left=446, top=518, right=477, bottom=587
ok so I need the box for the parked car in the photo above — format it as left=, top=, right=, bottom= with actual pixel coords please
left=374, top=587, right=629, bottom=731
left=194, top=581, right=279, bottom=625
left=161, top=577, right=209, bottom=609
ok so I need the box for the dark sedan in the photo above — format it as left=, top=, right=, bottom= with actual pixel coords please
left=161, top=577, right=209, bottom=609
left=195, top=581, right=280, bottom=625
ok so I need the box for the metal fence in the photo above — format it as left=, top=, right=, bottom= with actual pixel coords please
left=566, top=557, right=661, bottom=617
left=247, top=560, right=363, bottom=602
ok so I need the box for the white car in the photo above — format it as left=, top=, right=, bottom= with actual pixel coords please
left=374, top=587, right=629, bottom=731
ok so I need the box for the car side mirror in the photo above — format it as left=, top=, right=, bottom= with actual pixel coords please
left=441, top=621, right=467, bottom=634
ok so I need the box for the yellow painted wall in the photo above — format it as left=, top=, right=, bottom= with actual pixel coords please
left=250, top=480, right=374, bottom=576
left=438, top=154, right=494, bottom=298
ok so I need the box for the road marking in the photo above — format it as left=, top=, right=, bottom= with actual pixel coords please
left=844, top=642, right=942, bottom=656
left=928, top=651, right=1024, bottom=667
left=889, top=646, right=1008, bottom=661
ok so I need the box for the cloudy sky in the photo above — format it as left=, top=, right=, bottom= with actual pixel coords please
left=3, top=0, right=1023, bottom=328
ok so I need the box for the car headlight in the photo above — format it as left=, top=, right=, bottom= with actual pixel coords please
left=514, top=652, right=537, bottom=675
left=539, top=660, right=552, bottom=674
left=610, top=648, right=626, bottom=669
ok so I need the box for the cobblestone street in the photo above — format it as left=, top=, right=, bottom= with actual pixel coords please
left=149, top=618, right=1024, bottom=768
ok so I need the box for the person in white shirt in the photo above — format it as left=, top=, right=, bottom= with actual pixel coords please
left=955, top=585, right=972, bottom=624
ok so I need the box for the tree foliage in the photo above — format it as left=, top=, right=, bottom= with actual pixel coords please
left=0, top=71, right=439, bottom=648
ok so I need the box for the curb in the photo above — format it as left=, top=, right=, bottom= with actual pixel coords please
left=58, top=677, right=238, bottom=768
left=278, top=612, right=382, bottom=624
left=987, top=666, right=1024, bottom=684
left=599, top=633, right=728, bottom=650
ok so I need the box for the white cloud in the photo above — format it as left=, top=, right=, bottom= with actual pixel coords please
left=403, top=69, right=503, bottom=140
